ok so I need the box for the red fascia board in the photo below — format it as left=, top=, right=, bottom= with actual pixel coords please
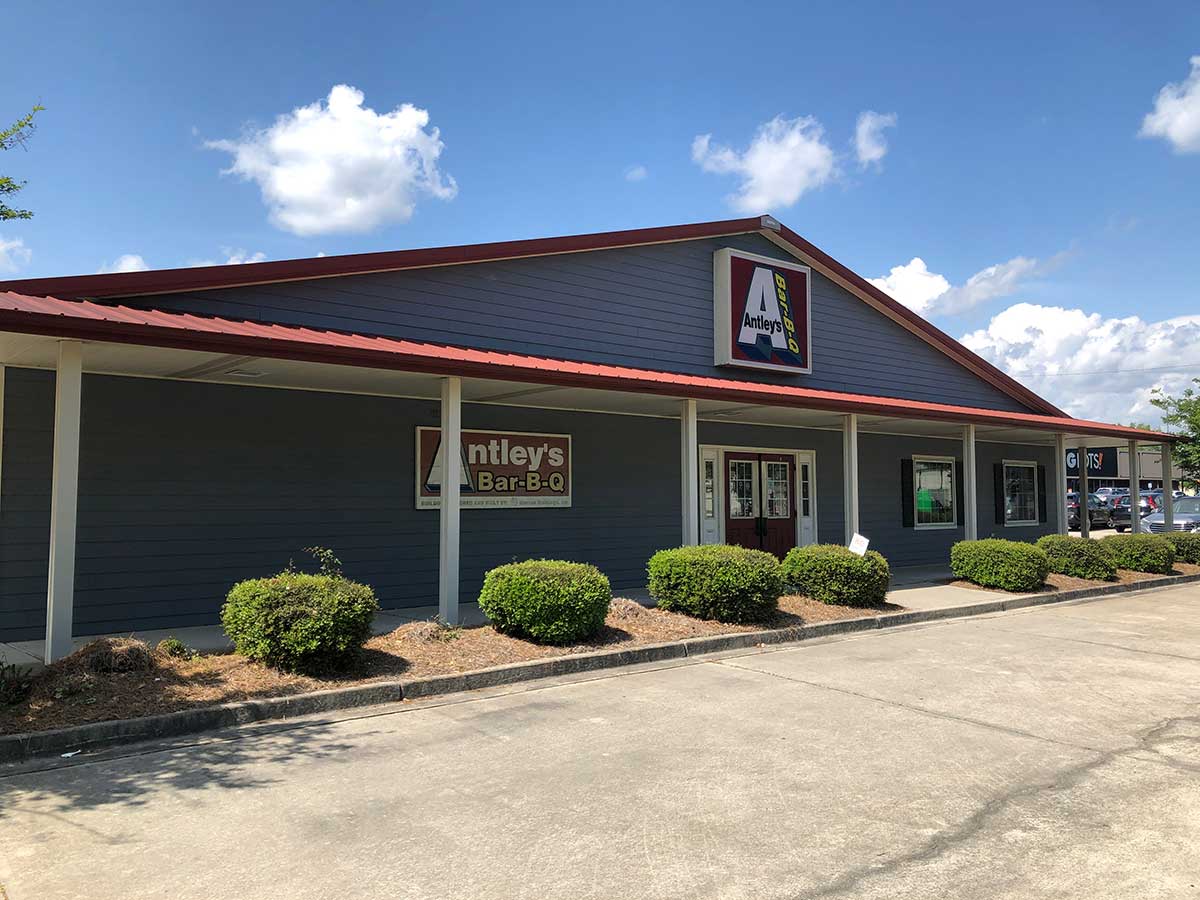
left=0, top=292, right=1174, bottom=444
left=0, top=218, right=766, bottom=301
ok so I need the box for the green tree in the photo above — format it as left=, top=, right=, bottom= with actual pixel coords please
left=1151, top=381, right=1200, bottom=481
left=1, top=106, right=44, bottom=220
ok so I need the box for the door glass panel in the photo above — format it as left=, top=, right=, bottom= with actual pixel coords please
left=800, top=463, right=811, bottom=517
left=728, top=460, right=755, bottom=518
left=765, top=461, right=791, bottom=519
left=703, top=460, right=716, bottom=518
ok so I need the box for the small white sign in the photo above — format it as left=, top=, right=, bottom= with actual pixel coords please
left=848, top=533, right=869, bottom=556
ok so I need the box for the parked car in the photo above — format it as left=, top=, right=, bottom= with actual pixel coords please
left=1144, top=496, right=1200, bottom=533
left=1066, top=492, right=1112, bottom=530
left=1109, top=494, right=1158, bottom=532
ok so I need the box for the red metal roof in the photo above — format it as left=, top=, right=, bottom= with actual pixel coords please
left=0, top=216, right=1064, bottom=417
left=0, top=291, right=1173, bottom=443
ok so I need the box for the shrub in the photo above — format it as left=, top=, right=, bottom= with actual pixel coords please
left=222, top=571, right=379, bottom=673
left=1164, top=531, right=1200, bottom=565
left=1100, top=533, right=1176, bottom=574
left=647, top=545, right=783, bottom=623
left=1035, top=535, right=1117, bottom=582
left=0, top=662, right=33, bottom=706
left=950, top=539, right=1049, bottom=592
left=477, top=560, right=611, bottom=644
left=781, top=544, right=891, bottom=606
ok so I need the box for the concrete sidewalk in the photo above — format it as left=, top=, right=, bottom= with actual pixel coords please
left=4, top=582, right=1198, bottom=899
left=0, top=571, right=1004, bottom=670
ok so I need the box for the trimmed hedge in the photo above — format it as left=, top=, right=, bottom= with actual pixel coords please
left=1035, top=535, right=1117, bottom=582
left=1100, top=533, right=1176, bottom=574
left=782, top=544, right=891, bottom=606
left=1164, top=531, right=1200, bottom=565
left=477, top=560, right=611, bottom=644
left=950, top=539, right=1049, bottom=592
left=647, top=544, right=783, bottom=623
left=222, top=572, right=379, bottom=673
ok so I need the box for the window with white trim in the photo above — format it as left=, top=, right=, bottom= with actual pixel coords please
left=913, top=456, right=956, bottom=528
left=1003, top=461, right=1038, bottom=525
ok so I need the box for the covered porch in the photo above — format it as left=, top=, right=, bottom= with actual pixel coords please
left=0, top=293, right=1175, bottom=663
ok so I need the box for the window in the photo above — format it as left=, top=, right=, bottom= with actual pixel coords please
left=913, top=456, right=956, bottom=528
left=728, top=459, right=756, bottom=519
left=764, top=461, right=791, bottom=519
left=1003, top=461, right=1038, bottom=525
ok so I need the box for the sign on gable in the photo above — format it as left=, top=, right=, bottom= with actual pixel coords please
left=714, top=247, right=812, bottom=374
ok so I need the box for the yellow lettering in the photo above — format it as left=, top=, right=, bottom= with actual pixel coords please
left=477, top=471, right=494, bottom=492
left=526, top=472, right=542, bottom=491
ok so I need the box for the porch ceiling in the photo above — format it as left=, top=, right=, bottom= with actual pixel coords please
left=0, top=330, right=1146, bottom=449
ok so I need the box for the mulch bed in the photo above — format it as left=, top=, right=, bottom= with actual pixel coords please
left=950, top=561, right=1200, bottom=594
left=0, top=595, right=902, bottom=736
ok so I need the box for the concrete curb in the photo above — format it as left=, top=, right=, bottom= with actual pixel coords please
left=5, top=572, right=1199, bottom=763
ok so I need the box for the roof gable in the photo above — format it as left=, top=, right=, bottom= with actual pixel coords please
left=0, top=216, right=1063, bottom=416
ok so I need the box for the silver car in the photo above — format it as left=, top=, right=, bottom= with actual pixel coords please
left=1144, top=496, right=1200, bottom=533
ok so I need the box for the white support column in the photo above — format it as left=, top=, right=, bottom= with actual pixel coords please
left=1162, top=443, right=1175, bottom=530
left=1078, top=446, right=1089, bottom=539
left=680, top=399, right=700, bottom=545
left=438, top=376, right=462, bottom=625
left=962, top=424, right=978, bottom=540
left=1054, top=434, right=1069, bottom=536
left=843, top=414, right=859, bottom=545
left=1128, top=441, right=1141, bottom=534
left=45, top=342, right=83, bottom=663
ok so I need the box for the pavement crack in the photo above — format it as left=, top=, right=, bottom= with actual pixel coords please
left=974, top=624, right=1200, bottom=663
left=742, top=699, right=1200, bottom=900
left=712, top=659, right=1106, bottom=754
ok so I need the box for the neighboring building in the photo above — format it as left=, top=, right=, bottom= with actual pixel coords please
left=1066, top=446, right=1186, bottom=493
left=0, top=216, right=1179, bottom=660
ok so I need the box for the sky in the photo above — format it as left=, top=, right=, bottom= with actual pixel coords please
left=2, top=0, right=1199, bottom=425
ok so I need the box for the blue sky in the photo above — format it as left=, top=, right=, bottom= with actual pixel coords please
left=2, top=0, right=1199, bottom=423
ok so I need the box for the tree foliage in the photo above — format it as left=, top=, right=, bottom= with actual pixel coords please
left=1, top=106, right=44, bottom=221
left=1151, top=380, right=1200, bottom=480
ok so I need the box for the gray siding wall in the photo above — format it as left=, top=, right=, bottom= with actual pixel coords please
left=117, top=234, right=1031, bottom=412
left=859, top=433, right=1060, bottom=567
left=0, top=373, right=1061, bottom=642
left=0, top=370, right=680, bottom=641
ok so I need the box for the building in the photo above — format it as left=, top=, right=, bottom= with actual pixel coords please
left=0, top=216, right=1179, bottom=662
left=1066, top=446, right=1186, bottom=493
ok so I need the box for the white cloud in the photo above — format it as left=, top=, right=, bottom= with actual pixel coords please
left=206, top=84, right=457, bottom=236
left=867, top=258, right=949, bottom=314
left=1140, top=56, right=1200, bottom=153
left=0, top=236, right=32, bottom=273
left=854, top=111, right=897, bottom=168
left=624, top=164, right=648, bottom=182
left=961, top=303, right=1200, bottom=424
left=870, top=252, right=1062, bottom=316
left=692, top=115, right=837, bottom=212
left=190, top=248, right=268, bottom=267
left=99, top=254, right=150, bottom=274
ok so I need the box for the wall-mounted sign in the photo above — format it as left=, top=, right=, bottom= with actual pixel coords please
left=416, top=427, right=572, bottom=509
left=1065, top=447, right=1118, bottom=478
left=714, top=247, right=812, bottom=375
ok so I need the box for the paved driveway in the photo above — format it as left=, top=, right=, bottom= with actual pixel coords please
left=3, top=584, right=1200, bottom=899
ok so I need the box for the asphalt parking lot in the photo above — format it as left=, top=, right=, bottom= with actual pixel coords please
left=3, top=583, right=1200, bottom=899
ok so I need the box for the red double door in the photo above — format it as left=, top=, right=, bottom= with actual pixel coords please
left=724, top=451, right=798, bottom=559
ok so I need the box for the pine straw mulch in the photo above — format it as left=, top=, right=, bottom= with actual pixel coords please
left=0, top=595, right=903, bottom=736
left=950, top=561, right=1200, bottom=595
